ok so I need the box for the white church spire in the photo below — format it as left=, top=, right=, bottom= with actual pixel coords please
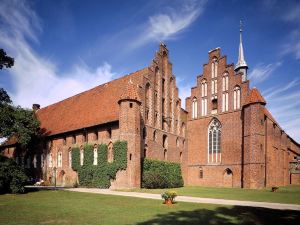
left=235, top=20, right=248, bottom=82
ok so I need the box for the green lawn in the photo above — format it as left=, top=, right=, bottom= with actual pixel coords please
left=0, top=190, right=300, bottom=225
left=119, top=185, right=300, bottom=205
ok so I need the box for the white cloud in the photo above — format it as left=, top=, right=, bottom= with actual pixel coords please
left=131, top=0, right=207, bottom=49
left=248, top=62, right=281, bottom=84
left=0, top=0, right=114, bottom=108
left=264, top=79, right=300, bottom=143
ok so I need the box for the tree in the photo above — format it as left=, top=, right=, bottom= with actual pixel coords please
left=0, top=88, right=40, bottom=148
left=0, top=49, right=14, bottom=70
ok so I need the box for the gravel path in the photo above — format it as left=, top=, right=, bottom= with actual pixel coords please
left=65, top=188, right=300, bottom=211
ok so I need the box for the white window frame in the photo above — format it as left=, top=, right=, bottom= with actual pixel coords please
left=80, top=149, right=84, bottom=166
left=233, top=86, right=241, bottom=110
left=93, top=148, right=98, bottom=165
left=192, top=97, right=197, bottom=119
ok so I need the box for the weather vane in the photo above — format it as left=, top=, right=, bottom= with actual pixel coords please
left=240, top=20, right=243, bottom=32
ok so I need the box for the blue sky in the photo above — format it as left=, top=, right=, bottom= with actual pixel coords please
left=0, top=0, right=300, bottom=142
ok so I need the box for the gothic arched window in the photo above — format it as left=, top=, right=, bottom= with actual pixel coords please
left=192, top=97, right=197, bottom=119
left=208, top=118, right=221, bottom=163
left=58, top=152, right=62, bottom=167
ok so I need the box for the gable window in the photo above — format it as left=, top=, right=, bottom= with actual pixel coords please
left=222, top=92, right=229, bottom=112
left=201, top=98, right=207, bottom=116
left=212, top=99, right=218, bottom=110
left=211, top=80, right=218, bottom=95
left=93, top=147, right=98, bottom=165
left=201, top=80, right=207, bottom=97
left=233, top=86, right=241, bottom=110
left=211, top=57, right=218, bottom=78
left=208, top=118, right=221, bottom=163
left=192, top=97, right=197, bottom=119
left=222, top=73, right=229, bottom=92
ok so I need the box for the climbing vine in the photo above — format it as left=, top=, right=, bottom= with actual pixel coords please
left=71, top=141, right=127, bottom=188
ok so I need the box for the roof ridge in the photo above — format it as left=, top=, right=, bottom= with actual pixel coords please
left=38, top=67, right=148, bottom=111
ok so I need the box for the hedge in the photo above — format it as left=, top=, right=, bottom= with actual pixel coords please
left=142, top=158, right=184, bottom=189
left=72, top=141, right=127, bottom=188
left=0, top=154, right=28, bottom=194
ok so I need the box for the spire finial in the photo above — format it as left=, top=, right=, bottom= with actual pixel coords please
left=235, top=20, right=248, bottom=82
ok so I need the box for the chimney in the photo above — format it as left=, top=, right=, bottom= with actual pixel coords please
left=32, top=104, right=40, bottom=111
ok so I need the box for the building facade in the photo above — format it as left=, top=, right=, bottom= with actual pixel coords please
left=1, top=35, right=300, bottom=189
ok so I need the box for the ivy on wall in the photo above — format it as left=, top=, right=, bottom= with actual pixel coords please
left=71, top=141, right=127, bottom=188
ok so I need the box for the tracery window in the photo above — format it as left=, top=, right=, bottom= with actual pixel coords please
left=208, top=119, right=221, bottom=163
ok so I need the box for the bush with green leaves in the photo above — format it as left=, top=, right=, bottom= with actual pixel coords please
left=72, top=141, right=127, bottom=188
left=0, top=154, right=28, bottom=194
left=142, top=159, right=184, bottom=189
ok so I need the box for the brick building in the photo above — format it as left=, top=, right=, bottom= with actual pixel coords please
left=1, top=30, right=300, bottom=188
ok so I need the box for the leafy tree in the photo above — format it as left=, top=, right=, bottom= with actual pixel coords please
left=0, top=155, right=28, bottom=194
left=0, top=88, right=40, bottom=148
left=0, top=49, right=14, bottom=70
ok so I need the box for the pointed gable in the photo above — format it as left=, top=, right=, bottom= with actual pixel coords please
left=244, top=87, right=266, bottom=106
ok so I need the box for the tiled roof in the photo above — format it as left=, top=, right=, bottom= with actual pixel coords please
left=245, top=87, right=266, bottom=106
left=36, top=68, right=148, bottom=136
left=119, top=80, right=141, bottom=103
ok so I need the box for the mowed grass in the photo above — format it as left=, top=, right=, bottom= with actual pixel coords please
left=1, top=190, right=300, bottom=225
left=119, top=185, right=300, bottom=205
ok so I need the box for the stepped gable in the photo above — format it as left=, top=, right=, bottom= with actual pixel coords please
left=244, top=87, right=266, bottom=106
left=36, top=68, right=148, bottom=136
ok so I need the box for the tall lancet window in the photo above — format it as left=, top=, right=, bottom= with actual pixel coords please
left=211, top=57, right=218, bottom=79
left=201, top=79, right=207, bottom=116
left=192, top=97, right=197, bottom=119
left=222, top=73, right=229, bottom=112
left=208, top=118, right=221, bottom=163
left=222, top=73, right=229, bottom=92
left=93, top=147, right=98, bottom=165
left=233, top=86, right=241, bottom=110
left=58, top=152, right=62, bottom=167
left=80, top=148, right=84, bottom=166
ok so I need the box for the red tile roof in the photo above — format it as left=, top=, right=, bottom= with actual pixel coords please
left=245, top=87, right=266, bottom=106
left=37, top=68, right=148, bottom=136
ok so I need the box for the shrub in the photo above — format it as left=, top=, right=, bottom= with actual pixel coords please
left=0, top=155, right=28, bottom=194
left=142, top=159, right=183, bottom=189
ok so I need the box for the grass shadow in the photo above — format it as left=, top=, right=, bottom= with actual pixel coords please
left=137, top=205, right=300, bottom=225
